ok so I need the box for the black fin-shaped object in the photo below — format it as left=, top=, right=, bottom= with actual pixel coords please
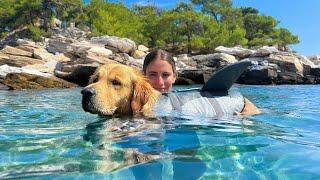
left=201, top=59, right=252, bottom=92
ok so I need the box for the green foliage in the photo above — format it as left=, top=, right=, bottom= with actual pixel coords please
left=272, top=28, right=299, bottom=48
left=227, top=24, right=248, bottom=46
left=27, top=25, right=46, bottom=42
left=0, top=0, right=42, bottom=31
left=74, top=13, right=89, bottom=30
left=0, top=0, right=300, bottom=54
left=133, top=5, right=166, bottom=47
left=160, top=10, right=183, bottom=47
left=90, top=2, right=142, bottom=43
left=172, top=2, right=206, bottom=53
left=191, top=0, right=233, bottom=23
left=243, top=14, right=278, bottom=47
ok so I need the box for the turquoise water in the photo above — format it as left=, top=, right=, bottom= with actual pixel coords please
left=0, top=85, right=319, bottom=179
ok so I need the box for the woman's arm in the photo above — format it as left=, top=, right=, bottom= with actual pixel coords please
left=239, top=98, right=261, bottom=115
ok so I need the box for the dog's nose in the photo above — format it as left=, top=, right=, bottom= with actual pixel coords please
left=81, top=87, right=96, bottom=97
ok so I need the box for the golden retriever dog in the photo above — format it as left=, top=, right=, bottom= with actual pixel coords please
left=81, top=63, right=160, bottom=116
left=81, top=63, right=260, bottom=117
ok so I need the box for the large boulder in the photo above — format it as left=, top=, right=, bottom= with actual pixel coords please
left=0, top=64, right=52, bottom=79
left=90, top=36, right=136, bottom=55
left=175, top=53, right=238, bottom=84
left=86, top=46, right=113, bottom=58
left=175, top=54, right=197, bottom=69
left=16, top=39, right=54, bottom=61
left=33, top=48, right=55, bottom=61
left=24, top=59, right=59, bottom=74
left=46, top=36, right=76, bottom=54
left=176, top=69, right=204, bottom=85
left=0, top=54, right=44, bottom=67
left=109, top=53, right=143, bottom=69
left=68, top=41, right=115, bottom=64
left=238, top=60, right=278, bottom=85
left=3, top=72, right=77, bottom=90
left=276, top=71, right=305, bottom=84
left=137, top=45, right=149, bottom=52
left=267, top=53, right=303, bottom=75
left=51, top=26, right=91, bottom=41
left=215, top=46, right=255, bottom=58
left=252, top=46, right=279, bottom=57
left=308, top=55, right=320, bottom=66
left=132, top=50, right=147, bottom=59
left=70, top=41, right=105, bottom=56
left=192, top=53, right=237, bottom=69
left=239, top=55, right=316, bottom=84
left=1, top=45, right=33, bottom=57
left=194, top=53, right=238, bottom=82
left=240, top=68, right=278, bottom=85
left=83, top=47, right=113, bottom=64
left=54, top=63, right=99, bottom=86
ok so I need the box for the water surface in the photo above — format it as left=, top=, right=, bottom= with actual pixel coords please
left=0, top=85, right=319, bottom=179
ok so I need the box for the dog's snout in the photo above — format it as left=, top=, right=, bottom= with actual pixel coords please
left=81, top=87, right=96, bottom=97
left=82, top=87, right=97, bottom=113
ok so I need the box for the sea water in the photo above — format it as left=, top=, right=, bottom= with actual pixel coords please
left=0, top=85, right=319, bottom=179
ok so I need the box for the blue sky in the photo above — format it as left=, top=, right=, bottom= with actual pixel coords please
left=84, top=0, right=320, bottom=56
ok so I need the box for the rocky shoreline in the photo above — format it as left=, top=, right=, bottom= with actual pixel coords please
left=1, top=27, right=320, bottom=90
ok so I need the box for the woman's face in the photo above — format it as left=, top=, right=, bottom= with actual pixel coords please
left=145, top=58, right=176, bottom=93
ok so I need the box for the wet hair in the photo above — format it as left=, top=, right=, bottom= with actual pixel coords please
left=143, top=49, right=176, bottom=74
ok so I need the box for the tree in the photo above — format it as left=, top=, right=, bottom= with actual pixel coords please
left=172, top=2, right=207, bottom=54
left=240, top=7, right=259, bottom=16
left=42, top=0, right=55, bottom=32
left=133, top=4, right=165, bottom=47
left=0, top=0, right=42, bottom=31
left=0, top=0, right=16, bottom=32
left=227, top=24, right=248, bottom=47
left=89, top=1, right=142, bottom=43
left=273, top=28, right=299, bottom=48
left=243, top=13, right=278, bottom=47
left=85, top=0, right=105, bottom=31
left=191, top=0, right=233, bottom=23
left=55, top=0, right=84, bottom=24
left=160, top=10, right=182, bottom=48
left=191, top=0, right=247, bottom=50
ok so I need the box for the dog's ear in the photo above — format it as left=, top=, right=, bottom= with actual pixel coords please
left=88, top=68, right=100, bottom=85
left=131, top=70, right=160, bottom=116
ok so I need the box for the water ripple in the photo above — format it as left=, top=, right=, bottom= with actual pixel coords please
left=0, top=86, right=319, bottom=178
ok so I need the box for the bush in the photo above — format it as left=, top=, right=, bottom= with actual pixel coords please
left=27, top=25, right=45, bottom=42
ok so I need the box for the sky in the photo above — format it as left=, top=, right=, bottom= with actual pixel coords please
left=84, top=0, right=320, bottom=56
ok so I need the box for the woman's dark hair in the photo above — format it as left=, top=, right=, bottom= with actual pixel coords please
left=143, top=49, right=176, bottom=74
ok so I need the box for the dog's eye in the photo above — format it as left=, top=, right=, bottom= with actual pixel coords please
left=111, top=79, right=121, bottom=86
left=92, top=77, right=98, bottom=83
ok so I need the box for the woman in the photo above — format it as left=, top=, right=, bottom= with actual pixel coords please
left=143, top=49, right=260, bottom=115
left=143, top=49, right=176, bottom=93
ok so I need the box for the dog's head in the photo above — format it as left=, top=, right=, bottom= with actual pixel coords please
left=81, top=63, right=160, bottom=116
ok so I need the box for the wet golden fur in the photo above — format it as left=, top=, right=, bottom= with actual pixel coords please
left=84, top=63, right=160, bottom=116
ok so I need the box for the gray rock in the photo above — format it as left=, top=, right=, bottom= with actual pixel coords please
left=0, top=54, right=44, bottom=67
left=215, top=46, right=255, bottom=58
left=252, top=46, right=279, bottom=57
left=1, top=45, right=33, bottom=57
left=54, top=63, right=99, bottom=86
left=90, top=36, right=136, bottom=55
left=46, top=36, right=76, bottom=54
left=3, top=72, right=76, bottom=90
left=0, top=64, right=52, bottom=79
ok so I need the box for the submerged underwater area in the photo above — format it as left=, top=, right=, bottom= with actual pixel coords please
left=0, top=85, right=319, bottom=179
